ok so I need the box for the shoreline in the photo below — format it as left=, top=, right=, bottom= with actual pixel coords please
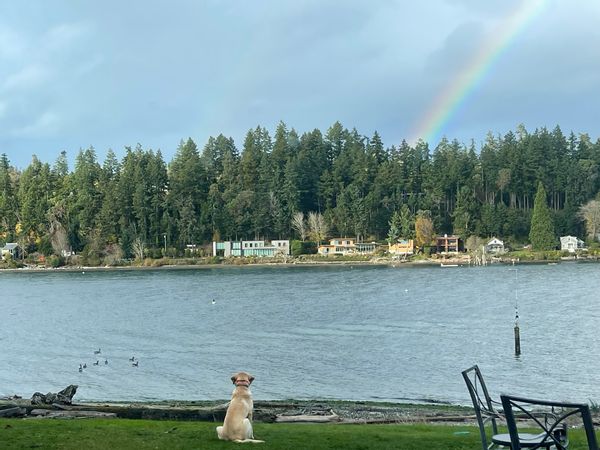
left=0, top=254, right=596, bottom=273
left=0, top=397, right=474, bottom=424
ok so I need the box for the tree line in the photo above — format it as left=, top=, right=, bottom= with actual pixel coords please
left=1, top=122, right=600, bottom=262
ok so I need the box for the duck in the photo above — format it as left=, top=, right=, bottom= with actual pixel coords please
left=132, top=361, right=139, bottom=367
left=104, top=359, right=108, bottom=365
left=78, top=364, right=83, bottom=372
left=129, top=356, right=135, bottom=361
left=94, top=348, right=101, bottom=355
left=211, top=299, right=216, bottom=305
left=83, top=363, right=87, bottom=369
left=93, top=360, right=99, bottom=366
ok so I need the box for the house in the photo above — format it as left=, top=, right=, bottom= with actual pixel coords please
left=212, top=240, right=290, bottom=257
left=485, top=238, right=505, bottom=254
left=560, top=235, right=585, bottom=253
left=317, top=238, right=378, bottom=256
left=436, top=234, right=461, bottom=254
left=271, top=240, right=290, bottom=256
left=318, top=238, right=355, bottom=256
left=355, top=242, right=378, bottom=254
left=388, top=239, right=414, bottom=256
left=1, top=243, right=22, bottom=260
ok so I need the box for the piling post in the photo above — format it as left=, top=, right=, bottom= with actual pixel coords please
left=512, top=267, right=521, bottom=356
left=514, top=322, right=521, bottom=356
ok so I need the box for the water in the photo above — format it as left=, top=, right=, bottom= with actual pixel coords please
left=1, top=263, right=599, bottom=405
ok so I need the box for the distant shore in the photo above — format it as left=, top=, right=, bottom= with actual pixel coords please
left=0, top=253, right=597, bottom=273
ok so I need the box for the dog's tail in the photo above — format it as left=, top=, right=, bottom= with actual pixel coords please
left=233, top=439, right=265, bottom=444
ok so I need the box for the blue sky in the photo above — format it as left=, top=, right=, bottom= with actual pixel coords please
left=1, top=0, right=599, bottom=169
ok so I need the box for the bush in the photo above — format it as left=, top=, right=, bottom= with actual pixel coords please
left=291, top=240, right=317, bottom=256
left=47, top=255, right=65, bottom=268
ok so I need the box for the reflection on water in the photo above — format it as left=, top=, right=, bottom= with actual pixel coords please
left=1, top=263, right=599, bottom=404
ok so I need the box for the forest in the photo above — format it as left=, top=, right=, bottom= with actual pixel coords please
left=1, top=121, right=600, bottom=262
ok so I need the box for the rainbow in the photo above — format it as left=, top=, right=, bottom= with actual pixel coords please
left=410, top=0, right=548, bottom=146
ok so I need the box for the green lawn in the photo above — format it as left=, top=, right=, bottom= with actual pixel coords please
left=0, top=418, right=594, bottom=450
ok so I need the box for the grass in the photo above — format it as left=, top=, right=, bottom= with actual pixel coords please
left=0, top=419, right=595, bottom=450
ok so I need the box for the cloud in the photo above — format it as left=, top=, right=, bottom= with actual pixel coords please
left=11, top=110, right=60, bottom=137
left=0, top=27, right=26, bottom=59
left=3, top=64, right=50, bottom=91
left=43, top=22, right=90, bottom=52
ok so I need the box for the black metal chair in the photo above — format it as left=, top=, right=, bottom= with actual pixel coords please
left=500, top=394, right=598, bottom=450
left=462, top=365, right=553, bottom=450
left=462, top=365, right=509, bottom=449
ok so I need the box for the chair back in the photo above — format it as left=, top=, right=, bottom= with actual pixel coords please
left=462, top=365, right=501, bottom=450
left=500, top=394, right=599, bottom=450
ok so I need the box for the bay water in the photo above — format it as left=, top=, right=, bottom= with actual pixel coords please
left=1, top=262, right=598, bottom=405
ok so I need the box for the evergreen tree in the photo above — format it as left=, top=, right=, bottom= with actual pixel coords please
left=387, top=210, right=401, bottom=244
left=398, top=204, right=414, bottom=239
left=0, top=154, right=17, bottom=241
left=529, top=181, right=556, bottom=250
left=167, top=138, right=207, bottom=245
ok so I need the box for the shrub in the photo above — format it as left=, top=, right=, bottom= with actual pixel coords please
left=47, top=255, right=65, bottom=268
left=291, top=240, right=317, bottom=256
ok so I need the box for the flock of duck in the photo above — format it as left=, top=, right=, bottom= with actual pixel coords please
left=78, top=348, right=138, bottom=372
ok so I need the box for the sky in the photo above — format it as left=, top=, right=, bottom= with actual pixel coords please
left=1, top=0, right=599, bottom=169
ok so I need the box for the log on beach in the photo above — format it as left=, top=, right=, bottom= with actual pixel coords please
left=31, top=385, right=78, bottom=406
left=0, top=406, right=27, bottom=418
left=275, top=413, right=341, bottom=423
left=29, top=409, right=117, bottom=419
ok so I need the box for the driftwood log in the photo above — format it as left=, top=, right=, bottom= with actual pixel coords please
left=31, top=385, right=78, bottom=406
left=0, top=406, right=27, bottom=418
left=275, top=412, right=341, bottom=423
left=29, top=409, right=117, bottom=419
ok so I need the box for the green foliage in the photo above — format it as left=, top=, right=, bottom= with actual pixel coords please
left=387, top=210, right=401, bottom=244
left=291, top=240, right=317, bottom=256
left=1, top=124, right=599, bottom=261
left=529, top=182, right=557, bottom=250
left=47, top=254, right=65, bottom=268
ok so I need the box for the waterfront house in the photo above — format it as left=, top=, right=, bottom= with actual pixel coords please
left=1, top=243, right=22, bottom=260
left=435, top=234, right=461, bottom=254
left=318, top=238, right=354, bottom=256
left=388, top=239, right=414, bottom=256
left=560, top=235, right=585, bottom=253
left=212, top=240, right=290, bottom=257
left=485, top=237, right=505, bottom=254
left=318, top=238, right=378, bottom=256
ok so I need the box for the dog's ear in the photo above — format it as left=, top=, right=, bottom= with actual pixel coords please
left=248, top=374, right=255, bottom=384
left=231, top=374, right=238, bottom=384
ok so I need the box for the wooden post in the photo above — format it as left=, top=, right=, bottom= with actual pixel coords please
left=514, top=324, right=521, bottom=356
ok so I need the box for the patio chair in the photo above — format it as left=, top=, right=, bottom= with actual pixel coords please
left=462, top=365, right=554, bottom=450
left=462, top=365, right=508, bottom=449
left=500, top=394, right=598, bottom=450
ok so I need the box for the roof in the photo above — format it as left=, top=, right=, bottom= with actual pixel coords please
left=2, top=243, right=19, bottom=250
left=560, top=235, right=584, bottom=243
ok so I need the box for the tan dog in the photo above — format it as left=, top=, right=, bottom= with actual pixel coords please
left=216, top=371, right=264, bottom=443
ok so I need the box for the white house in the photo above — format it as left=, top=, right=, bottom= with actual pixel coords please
left=485, top=238, right=505, bottom=254
left=212, top=240, right=290, bottom=257
left=1, top=243, right=22, bottom=260
left=560, top=235, right=585, bottom=253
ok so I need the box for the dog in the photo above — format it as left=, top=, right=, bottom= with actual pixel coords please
left=216, top=371, right=264, bottom=443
